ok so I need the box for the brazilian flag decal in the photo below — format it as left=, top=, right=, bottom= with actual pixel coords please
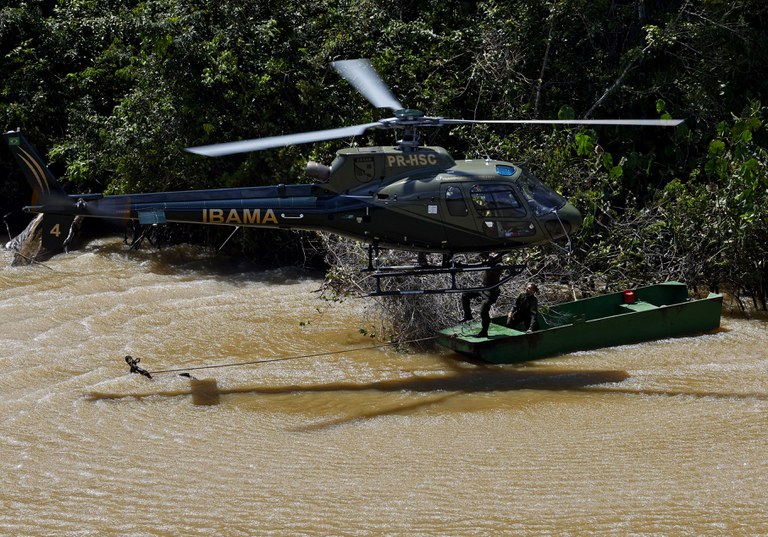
left=8, top=136, right=20, bottom=147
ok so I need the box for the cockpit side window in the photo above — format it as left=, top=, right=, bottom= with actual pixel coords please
left=470, top=184, right=526, bottom=218
left=445, top=185, right=469, bottom=216
left=515, top=170, right=567, bottom=216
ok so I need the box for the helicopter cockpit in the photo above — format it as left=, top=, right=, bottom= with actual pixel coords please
left=514, top=168, right=568, bottom=217
left=446, top=163, right=576, bottom=242
left=462, top=164, right=568, bottom=219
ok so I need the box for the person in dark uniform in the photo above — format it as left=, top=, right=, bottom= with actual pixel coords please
left=461, top=252, right=504, bottom=338
left=506, top=282, right=539, bottom=333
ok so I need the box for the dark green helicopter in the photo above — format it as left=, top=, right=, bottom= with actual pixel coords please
left=4, top=59, right=681, bottom=295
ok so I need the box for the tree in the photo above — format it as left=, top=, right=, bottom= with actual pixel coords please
left=2, top=0, right=767, bottom=312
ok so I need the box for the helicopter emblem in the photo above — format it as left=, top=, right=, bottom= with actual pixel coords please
left=353, top=157, right=375, bottom=182
left=4, top=59, right=681, bottom=294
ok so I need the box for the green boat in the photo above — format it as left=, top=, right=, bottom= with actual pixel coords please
left=437, top=281, right=722, bottom=363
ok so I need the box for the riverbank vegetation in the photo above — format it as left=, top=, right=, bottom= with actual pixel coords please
left=1, top=1, right=766, bottom=337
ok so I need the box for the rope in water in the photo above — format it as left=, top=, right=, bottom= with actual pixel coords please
left=137, top=336, right=437, bottom=377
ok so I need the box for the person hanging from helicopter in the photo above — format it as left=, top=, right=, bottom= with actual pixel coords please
left=506, top=282, right=539, bottom=333
left=125, top=355, right=153, bottom=379
left=460, top=252, right=504, bottom=338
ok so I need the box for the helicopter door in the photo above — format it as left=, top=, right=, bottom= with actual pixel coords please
left=438, top=184, right=474, bottom=245
left=468, top=183, right=534, bottom=239
left=443, top=185, right=470, bottom=218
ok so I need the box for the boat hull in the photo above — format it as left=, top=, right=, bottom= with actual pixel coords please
left=437, top=282, right=723, bottom=364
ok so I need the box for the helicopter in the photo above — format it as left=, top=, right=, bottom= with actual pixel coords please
left=4, top=59, right=681, bottom=295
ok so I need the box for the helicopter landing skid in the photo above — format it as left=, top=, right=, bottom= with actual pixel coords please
left=365, top=262, right=526, bottom=297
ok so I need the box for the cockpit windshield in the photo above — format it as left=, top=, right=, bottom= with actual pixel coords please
left=515, top=170, right=567, bottom=216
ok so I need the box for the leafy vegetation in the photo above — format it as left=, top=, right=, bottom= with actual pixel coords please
left=1, top=1, right=766, bottom=323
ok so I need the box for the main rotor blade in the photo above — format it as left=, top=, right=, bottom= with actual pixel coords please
left=332, top=59, right=403, bottom=112
left=440, top=118, right=685, bottom=127
left=186, top=122, right=382, bottom=157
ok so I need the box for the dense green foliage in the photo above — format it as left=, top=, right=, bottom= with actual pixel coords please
left=1, top=0, right=766, bottom=311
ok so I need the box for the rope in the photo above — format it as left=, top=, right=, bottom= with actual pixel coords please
left=217, top=226, right=241, bottom=252
left=3, top=214, right=57, bottom=270
left=143, top=336, right=437, bottom=376
left=550, top=208, right=578, bottom=301
left=7, top=249, right=57, bottom=271
left=549, top=207, right=573, bottom=256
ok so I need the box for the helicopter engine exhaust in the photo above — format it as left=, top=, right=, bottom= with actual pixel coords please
left=306, top=161, right=331, bottom=181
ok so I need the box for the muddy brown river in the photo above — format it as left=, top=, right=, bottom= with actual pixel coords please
left=1, top=240, right=766, bottom=536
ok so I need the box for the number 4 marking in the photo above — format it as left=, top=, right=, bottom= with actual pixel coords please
left=49, top=223, right=61, bottom=238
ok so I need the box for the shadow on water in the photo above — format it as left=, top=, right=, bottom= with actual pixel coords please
left=87, top=363, right=768, bottom=429
left=88, top=362, right=768, bottom=402
left=87, top=367, right=630, bottom=429
left=88, top=367, right=630, bottom=402
left=576, top=385, right=768, bottom=401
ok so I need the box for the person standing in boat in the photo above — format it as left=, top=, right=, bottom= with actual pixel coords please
left=461, top=252, right=504, bottom=338
left=506, top=282, right=539, bottom=333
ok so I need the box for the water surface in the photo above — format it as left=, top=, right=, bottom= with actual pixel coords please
left=1, top=241, right=766, bottom=536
